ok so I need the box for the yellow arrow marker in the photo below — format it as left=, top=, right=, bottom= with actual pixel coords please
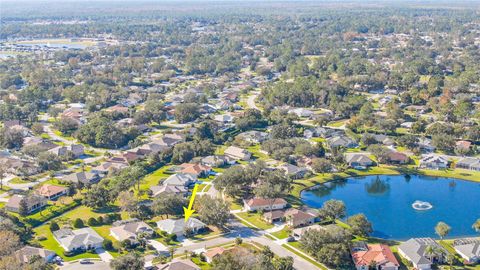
left=184, top=183, right=199, bottom=222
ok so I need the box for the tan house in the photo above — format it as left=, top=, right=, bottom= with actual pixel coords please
left=224, top=146, right=252, bottom=161
left=243, top=197, right=287, bottom=212
left=6, top=194, right=47, bottom=214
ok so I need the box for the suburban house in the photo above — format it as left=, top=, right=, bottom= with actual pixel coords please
left=15, top=246, right=56, bottom=263
left=386, top=151, right=410, bottom=164
left=53, top=227, right=104, bottom=252
left=159, top=259, right=200, bottom=270
left=419, top=155, right=449, bottom=170
left=345, top=153, right=374, bottom=168
left=204, top=247, right=226, bottom=263
left=91, top=161, right=127, bottom=175
left=214, top=114, right=234, bottom=123
left=110, top=220, right=155, bottom=243
left=351, top=242, right=399, bottom=270
left=238, top=131, right=269, bottom=143
left=453, top=239, right=480, bottom=264
left=279, top=163, right=308, bottom=179
left=455, top=140, right=472, bottom=151
left=48, top=144, right=84, bottom=158
left=6, top=194, right=47, bottom=214
left=224, top=146, right=252, bottom=161
left=200, top=155, right=236, bottom=167
left=62, top=171, right=101, bottom=185
left=456, top=158, right=480, bottom=171
left=263, top=208, right=316, bottom=227
left=398, top=238, right=446, bottom=270
left=163, top=173, right=197, bottom=187
left=284, top=208, right=317, bottom=227
left=36, top=184, right=68, bottom=200
left=327, top=136, right=357, bottom=149
left=288, top=108, right=313, bottom=118
left=156, top=218, right=207, bottom=237
left=179, top=163, right=212, bottom=177
left=243, top=197, right=288, bottom=212
left=150, top=185, right=187, bottom=197
left=291, top=224, right=335, bottom=240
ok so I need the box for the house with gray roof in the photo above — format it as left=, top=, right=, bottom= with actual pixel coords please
left=6, top=194, right=47, bottom=214
left=156, top=218, right=206, bottom=237
left=279, top=163, right=308, bottom=179
left=453, top=239, right=480, bottom=264
left=345, top=153, right=374, bottom=168
left=53, top=227, right=104, bottom=252
left=15, top=246, right=56, bottom=263
left=163, top=173, right=197, bottom=187
left=110, top=220, right=154, bottom=243
left=419, top=154, right=449, bottom=170
left=327, top=136, right=357, bottom=149
left=150, top=185, right=187, bottom=197
left=398, top=238, right=446, bottom=270
left=456, top=158, right=480, bottom=171
left=62, top=171, right=101, bottom=185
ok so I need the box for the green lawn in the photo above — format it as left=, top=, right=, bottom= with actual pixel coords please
left=33, top=224, right=100, bottom=261
left=281, top=243, right=327, bottom=270
left=140, top=165, right=173, bottom=191
left=246, top=144, right=269, bottom=160
left=270, top=227, right=292, bottom=239
left=235, top=212, right=273, bottom=230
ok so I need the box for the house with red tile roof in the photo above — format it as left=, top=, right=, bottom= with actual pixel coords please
left=179, top=163, right=212, bottom=177
left=204, top=247, right=226, bottom=263
left=37, top=184, right=68, bottom=200
left=351, top=242, right=399, bottom=270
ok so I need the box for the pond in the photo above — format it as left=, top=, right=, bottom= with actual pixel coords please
left=301, top=175, right=480, bottom=240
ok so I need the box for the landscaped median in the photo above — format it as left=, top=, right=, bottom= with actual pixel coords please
left=281, top=243, right=328, bottom=270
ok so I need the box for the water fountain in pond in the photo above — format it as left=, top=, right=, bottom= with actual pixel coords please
left=412, top=200, right=433, bottom=211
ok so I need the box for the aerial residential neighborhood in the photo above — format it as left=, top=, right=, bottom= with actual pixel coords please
left=1, top=1, right=480, bottom=270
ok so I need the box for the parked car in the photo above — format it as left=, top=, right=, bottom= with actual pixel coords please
left=79, top=259, right=92, bottom=264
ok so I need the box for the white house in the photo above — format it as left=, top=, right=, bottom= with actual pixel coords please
left=156, top=218, right=206, bottom=237
left=53, top=228, right=104, bottom=252
left=453, top=240, right=480, bottom=264
left=419, top=154, right=449, bottom=170
left=110, top=220, right=155, bottom=243
left=398, top=238, right=445, bottom=270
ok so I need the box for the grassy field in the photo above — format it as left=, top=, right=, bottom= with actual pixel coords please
left=235, top=212, right=274, bottom=230
left=270, top=227, right=292, bottom=239
left=281, top=243, right=327, bottom=270
left=140, top=165, right=173, bottom=191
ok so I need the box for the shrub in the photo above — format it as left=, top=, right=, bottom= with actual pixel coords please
left=73, top=218, right=84, bottom=228
left=87, top=217, right=98, bottom=226
left=97, top=216, right=104, bottom=225
left=167, top=233, right=177, bottom=242
left=37, top=236, right=47, bottom=241
left=49, top=221, right=60, bottom=231
left=103, top=239, right=113, bottom=250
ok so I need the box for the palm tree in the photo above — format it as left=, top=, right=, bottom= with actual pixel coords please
left=473, top=219, right=480, bottom=233
left=168, top=246, right=176, bottom=260
left=425, top=245, right=437, bottom=262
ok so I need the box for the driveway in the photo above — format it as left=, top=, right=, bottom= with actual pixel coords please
left=147, top=239, right=169, bottom=255
left=95, top=248, right=113, bottom=262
